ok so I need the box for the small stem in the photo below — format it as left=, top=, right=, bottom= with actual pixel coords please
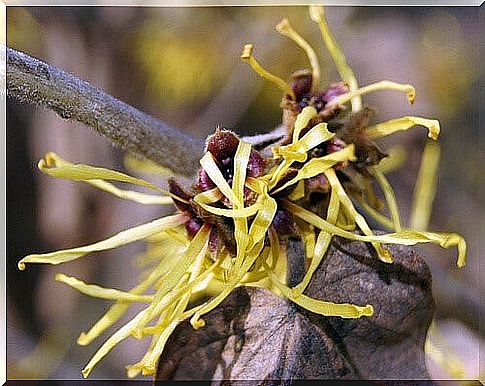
left=6, top=46, right=204, bottom=177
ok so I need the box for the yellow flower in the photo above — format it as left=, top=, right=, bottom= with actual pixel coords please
left=18, top=5, right=467, bottom=379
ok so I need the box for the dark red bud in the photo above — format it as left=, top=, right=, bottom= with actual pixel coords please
left=206, top=129, right=240, bottom=162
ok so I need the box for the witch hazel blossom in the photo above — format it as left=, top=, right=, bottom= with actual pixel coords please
left=18, top=5, right=466, bottom=379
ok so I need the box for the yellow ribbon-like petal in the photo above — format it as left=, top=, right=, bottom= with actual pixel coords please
left=294, top=187, right=340, bottom=294
left=199, top=152, right=240, bottom=206
left=81, top=225, right=211, bottom=378
left=140, top=292, right=191, bottom=375
left=274, top=122, right=334, bottom=163
left=366, top=116, right=440, bottom=141
left=193, top=187, right=224, bottom=205
left=276, top=18, right=321, bottom=91
left=196, top=198, right=263, bottom=218
left=327, top=80, right=416, bottom=109
left=325, top=168, right=393, bottom=263
left=241, top=44, right=295, bottom=100
left=272, top=144, right=356, bottom=194
left=18, top=214, right=188, bottom=270
left=370, top=167, right=402, bottom=231
left=38, top=152, right=182, bottom=203
left=293, top=106, right=318, bottom=143
left=410, top=141, right=441, bottom=231
left=190, top=189, right=277, bottom=329
left=283, top=200, right=466, bottom=267
left=77, top=258, right=173, bottom=346
left=309, top=5, right=361, bottom=111
left=265, top=262, right=373, bottom=318
left=55, top=274, right=153, bottom=303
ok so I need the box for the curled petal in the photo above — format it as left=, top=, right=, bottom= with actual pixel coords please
left=309, top=5, right=361, bottom=111
left=272, top=144, right=356, bottom=194
left=18, top=214, right=188, bottom=270
left=366, top=116, right=440, bottom=141
left=241, top=44, right=295, bottom=100
left=327, top=81, right=416, bottom=109
left=284, top=200, right=467, bottom=268
left=276, top=18, right=320, bottom=91
left=265, top=262, right=373, bottom=318
left=38, top=152, right=182, bottom=203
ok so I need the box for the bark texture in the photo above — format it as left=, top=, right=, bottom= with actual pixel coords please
left=6, top=46, right=204, bottom=177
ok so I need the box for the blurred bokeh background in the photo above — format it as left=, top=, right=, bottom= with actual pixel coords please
left=6, top=6, right=483, bottom=381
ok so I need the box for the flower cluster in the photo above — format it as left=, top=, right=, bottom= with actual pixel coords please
left=18, top=6, right=466, bottom=378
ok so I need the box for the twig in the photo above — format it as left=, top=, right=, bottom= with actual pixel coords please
left=6, top=46, right=204, bottom=177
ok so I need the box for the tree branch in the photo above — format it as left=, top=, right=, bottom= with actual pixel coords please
left=6, top=46, right=204, bottom=177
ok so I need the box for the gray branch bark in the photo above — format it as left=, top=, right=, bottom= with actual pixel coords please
left=6, top=46, right=204, bottom=177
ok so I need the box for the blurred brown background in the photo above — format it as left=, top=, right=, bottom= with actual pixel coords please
left=6, top=6, right=483, bottom=380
